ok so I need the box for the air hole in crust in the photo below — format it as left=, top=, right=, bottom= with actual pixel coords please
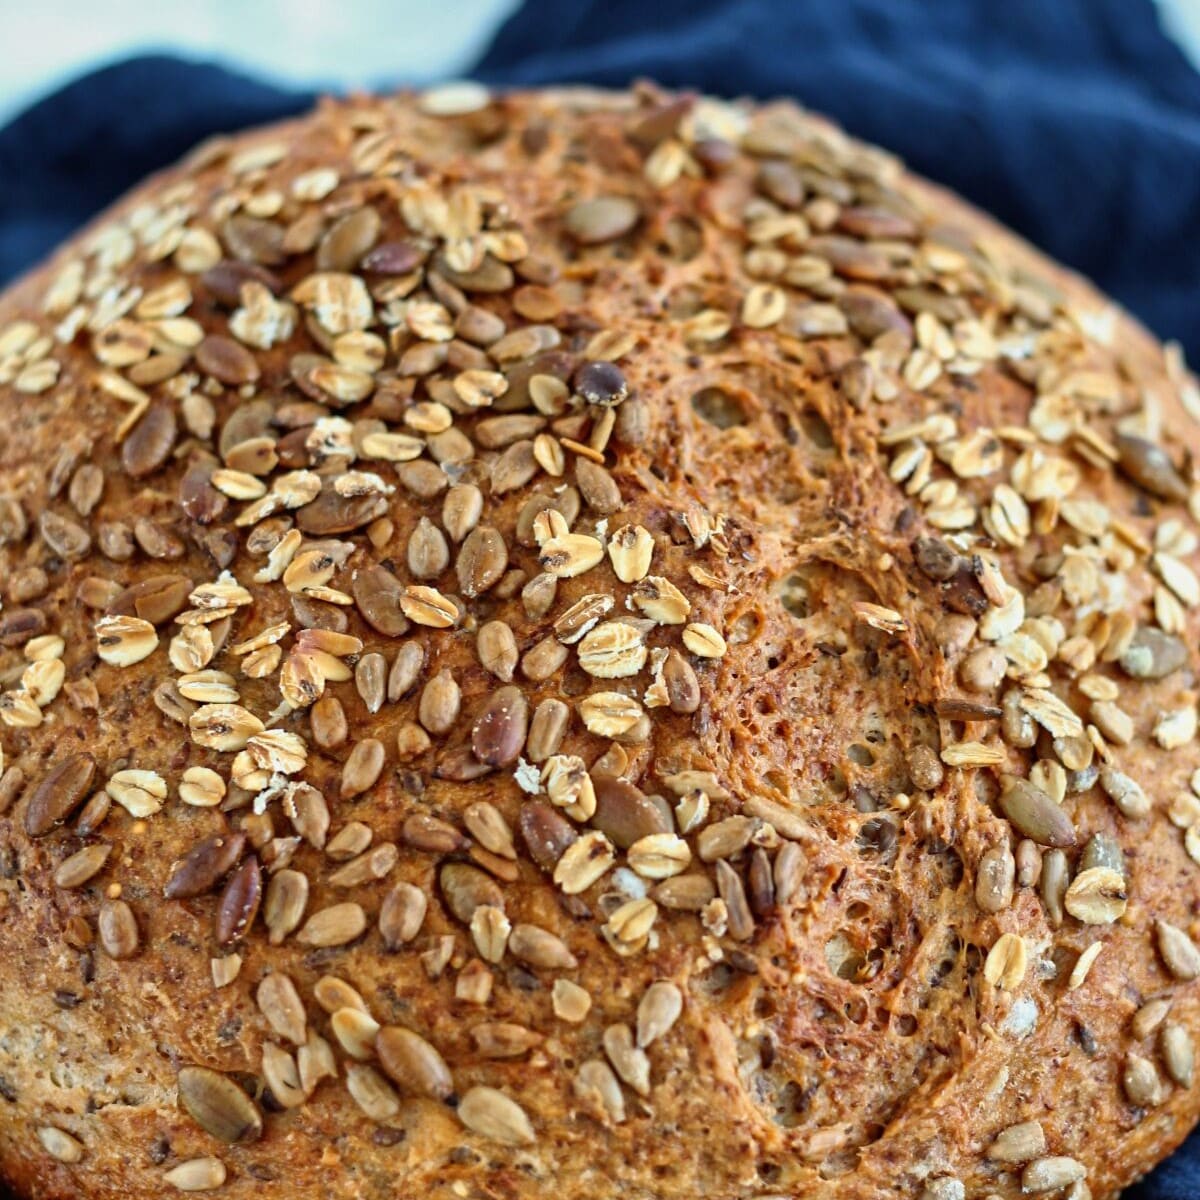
left=779, top=572, right=810, bottom=619
left=856, top=816, right=898, bottom=858
left=691, top=386, right=748, bottom=428
left=846, top=742, right=875, bottom=767
left=824, top=931, right=865, bottom=980
left=728, top=609, right=762, bottom=645
left=894, top=1013, right=918, bottom=1036
left=798, top=406, right=834, bottom=449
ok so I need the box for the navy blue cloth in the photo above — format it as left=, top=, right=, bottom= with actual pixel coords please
left=2, top=4, right=1200, bottom=1195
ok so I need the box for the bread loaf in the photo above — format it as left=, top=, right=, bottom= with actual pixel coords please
left=1, top=81, right=1199, bottom=1200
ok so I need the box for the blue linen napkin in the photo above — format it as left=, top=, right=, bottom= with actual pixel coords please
left=1, top=3, right=1199, bottom=1195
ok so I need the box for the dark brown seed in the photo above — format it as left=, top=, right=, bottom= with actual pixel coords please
left=379, top=882, right=427, bottom=949
left=221, top=214, right=285, bottom=266
left=1115, top=433, right=1189, bottom=502
left=196, top=336, right=260, bottom=386
left=1120, top=627, right=1188, bottom=680
left=747, top=847, right=775, bottom=917
left=755, top=159, right=804, bottom=207
left=215, top=857, right=262, bottom=945
left=440, top=863, right=504, bottom=924
left=935, top=699, right=1002, bottom=721
left=154, top=679, right=197, bottom=724
left=976, top=843, right=1016, bottom=913
left=0, top=493, right=28, bottom=544
left=564, top=196, right=640, bottom=244
left=435, top=746, right=496, bottom=781
left=471, top=686, right=529, bottom=767
left=575, top=458, right=622, bottom=514
left=592, top=776, right=671, bottom=849
left=352, top=565, right=410, bottom=637
left=362, top=240, right=427, bottom=275
left=518, top=802, right=578, bottom=871
left=402, top=813, right=468, bottom=854
left=407, top=517, right=450, bottom=580
left=999, top=778, right=1076, bottom=848
left=376, top=1026, right=453, bottom=1100
left=574, top=361, right=628, bottom=407
left=218, top=398, right=273, bottom=458
left=0, top=607, right=47, bottom=647
left=164, top=833, right=247, bottom=900
left=39, top=510, right=90, bottom=559
left=457, top=526, right=508, bottom=597
left=839, top=286, right=913, bottom=341
left=663, top=650, right=700, bottom=714
left=311, top=695, right=348, bottom=749
left=107, top=574, right=192, bottom=625
left=177, top=1066, right=263, bottom=1143
left=490, top=440, right=539, bottom=495
left=179, top=463, right=228, bottom=525
left=202, top=258, right=282, bottom=306
left=24, top=754, right=97, bottom=838
left=1040, top=849, right=1068, bottom=926
left=98, top=899, right=139, bottom=958
left=297, top=489, right=387, bottom=534
left=122, top=404, right=177, bottom=478
left=0, top=767, right=26, bottom=816
left=715, top=860, right=754, bottom=940
left=388, top=642, right=424, bottom=701
left=913, top=536, right=959, bottom=582
left=316, top=206, right=381, bottom=271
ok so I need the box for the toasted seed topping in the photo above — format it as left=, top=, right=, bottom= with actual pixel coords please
left=163, top=1157, right=228, bottom=1192
left=457, top=1085, right=536, bottom=1145
left=177, top=1066, right=262, bottom=1143
left=8, top=85, right=1200, bottom=1193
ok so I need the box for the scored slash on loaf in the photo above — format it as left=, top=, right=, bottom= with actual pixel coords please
left=0, top=79, right=1199, bottom=1200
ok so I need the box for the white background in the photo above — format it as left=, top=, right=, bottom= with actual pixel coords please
left=0, top=0, right=1196, bottom=126
left=0, top=0, right=518, bottom=124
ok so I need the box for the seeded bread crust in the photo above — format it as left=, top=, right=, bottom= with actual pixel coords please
left=2, top=83, right=1200, bottom=1200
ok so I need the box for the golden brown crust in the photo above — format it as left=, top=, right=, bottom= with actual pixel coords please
left=1, top=83, right=1200, bottom=1200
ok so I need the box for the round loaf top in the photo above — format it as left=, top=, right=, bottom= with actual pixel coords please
left=1, top=83, right=1200, bottom=1200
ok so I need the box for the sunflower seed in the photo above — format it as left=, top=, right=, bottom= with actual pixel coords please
left=602, top=1023, right=650, bottom=1095
left=376, top=1026, right=453, bottom=1100
left=341, top=738, right=385, bottom=798
left=345, top=1063, right=400, bottom=1121
left=98, top=899, right=139, bottom=959
left=24, top=753, right=96, bottom=837
left=264, top=869, right=308, bottom=945
left=1021, top=1157, right=1086, bottom=1193
left=636, top=981, right=683, bottom=1047
left=331, top=1007, right=381, bottom=1060
left=163, top=1157, right=227, bottom=1191
left=573, top=1060, right=625, bottom=1124
left=440, top=863, right=503, bottom=923
left=986, top=1120, right=1046, bottom=1164
left=297, top=902, right=366, bottom=947
left=177, top=1066, right=262, bottom=1143
left=508, top=922, right=577, bottom=969
left=457, top=1085, right=536, bottom=1144
left=37, top=1127, right=84, bottom=1163
left=1124, top=1053, right=1164, bottom=1106
left=999, top=777, right=1075, bottom=847
left=54, top=843, right=112, bottom=889
left=1157, top=920, right=1200, bottom=980
left=1162, top=1023, right=1195, bottom=1087
left=419, top=669, right=461, bottom=734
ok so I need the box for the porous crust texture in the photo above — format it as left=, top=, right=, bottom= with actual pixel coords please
left=0, top=83, right=1199, bottom=1200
